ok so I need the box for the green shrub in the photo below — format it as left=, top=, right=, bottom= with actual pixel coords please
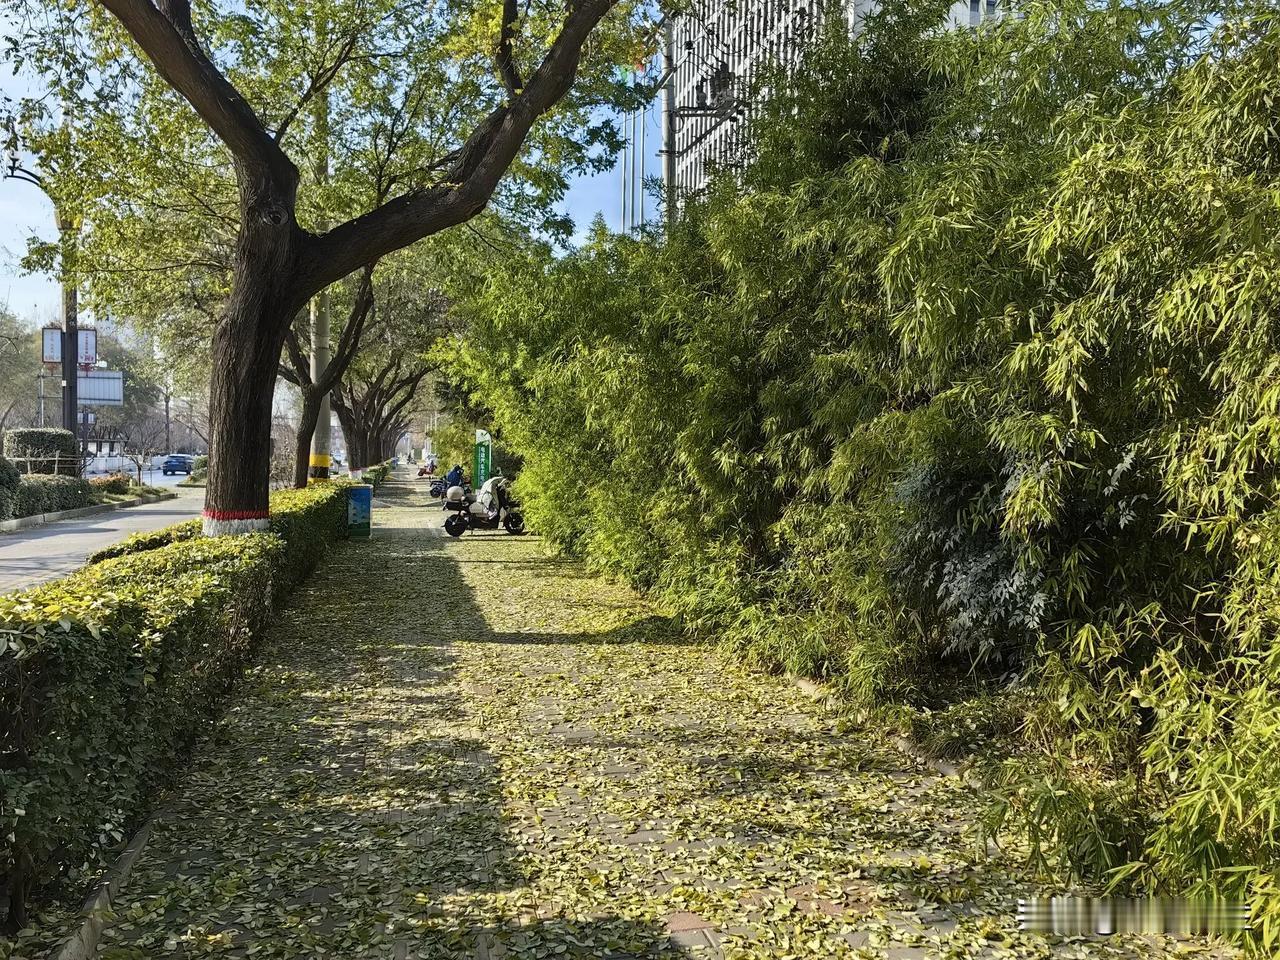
left=87, top=519, right=203, bottom=564
left=192, top=455, right=207, bottom=473
left=440, top=2, right=1280, bottom=951
left=0, top=481, right=349, bottom=930
left=363, top=462, right=393, bottom=489
left=89, top=473, right=133, bottom=495
left=263, top=483, right=351, bottom=590
left=0, top=458, right=17, bottom=522
left=87, top=482, right=350, bottom=569
left=11, top=474, right=93, bottom=518
left=3, top=428, right=77, bottom=475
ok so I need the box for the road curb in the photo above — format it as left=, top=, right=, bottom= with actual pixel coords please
left=0, top=492, right=177, bottom=535
left=49, top=820, right=153, bottom=960
left=791, top=676, right=961, bottom=777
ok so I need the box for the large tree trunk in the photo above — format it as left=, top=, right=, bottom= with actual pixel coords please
left=203, top=196, right=304, bottom=534
left=204, top=312, right=286, bottom=534
left=352, top=426, right=370, bottom=470
left=293, top=386, right=320, bottom=489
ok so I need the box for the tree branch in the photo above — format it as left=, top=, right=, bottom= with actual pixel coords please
left=319, top=265, right=377, bottom=393
left=99, top=0, right=298, bottom=188
left=377, top=367, right=430, bottom=432
left=300, top=0, right=618, bottom=293
left=282, top=324, right=311, bottom=387
left=273, top=28, right=364, bottom=143
left=495, top=0, right=524, bottom=97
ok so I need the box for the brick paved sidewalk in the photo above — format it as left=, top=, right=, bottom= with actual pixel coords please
left=94, top=478, right=1234, bottom=959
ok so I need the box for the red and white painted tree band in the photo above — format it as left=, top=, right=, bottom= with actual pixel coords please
left=202, top=509, right=271, bottom=536
left=202, top=509, right=271, bottom=521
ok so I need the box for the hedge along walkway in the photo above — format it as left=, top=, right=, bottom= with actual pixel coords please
left=94, top=476, right=1234, bottom=960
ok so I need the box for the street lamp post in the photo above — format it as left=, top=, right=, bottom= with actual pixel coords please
left=5, top=150, right=81, bottom=451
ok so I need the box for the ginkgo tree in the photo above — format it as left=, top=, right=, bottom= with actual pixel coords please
left=6, top=0, right=656, bottom=532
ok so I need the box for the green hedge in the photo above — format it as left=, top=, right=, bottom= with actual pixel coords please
left=0, top=458, right=18, bottom=521
left=87, top=519, right=203, bottom=564
left=363, top=462, right=392, bottom=489
left=10, top=475, right=93, bottom=520
left=86, top=482, right=353, bottom=567
left=89, top=474, right=133, bottom=495
left=3, top=429, right=77, bottom=475
left=0, top=481, right=349, bottom=930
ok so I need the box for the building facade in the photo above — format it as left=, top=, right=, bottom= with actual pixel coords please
left=665, top=0, right=998, bottom=196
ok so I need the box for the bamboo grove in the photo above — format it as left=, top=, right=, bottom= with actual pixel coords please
left=439, top=0, right=1280, bottom=949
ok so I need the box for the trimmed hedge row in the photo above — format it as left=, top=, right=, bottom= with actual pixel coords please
left=0, top=481, right=350, bottom=931
left=3, top=429, right=77, bottom=475
left=362, top=462, right=393, bottom=488
left=0, top=471, right=94, bottom=522
left=85, top=483, right=355, bottom=566
left=86, top=518, right=202, bottom=564
left=89, top=474, right=133, bottom=495
left=0, top=458, right=99, bottom=521
left=14, top=475, right=93, bottom=519
left=0, top=458, right=17, bottom=521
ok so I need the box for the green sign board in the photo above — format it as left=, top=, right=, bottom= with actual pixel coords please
left=473, top=430, right=492, bottom=486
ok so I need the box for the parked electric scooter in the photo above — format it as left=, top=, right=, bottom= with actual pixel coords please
left=443, top=476, right=525, bottom=537
left=432, top=464, right=466, bottom=501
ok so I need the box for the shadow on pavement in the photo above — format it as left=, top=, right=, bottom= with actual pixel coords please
left=94, top=513, right=688, bottom=959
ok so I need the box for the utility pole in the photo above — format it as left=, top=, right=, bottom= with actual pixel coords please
left=5, top=122, right=81, bottom=452
left=629, top=111, right=638, bottom=229
left=640, top=107, right=647, bottom=226
left=308, top=12, right=333, bottom=482
left=56, top=211, right=79, bottom=450
left=621, top=111, right=630, bottom=231
left=662, top=17, right=678, bottom=227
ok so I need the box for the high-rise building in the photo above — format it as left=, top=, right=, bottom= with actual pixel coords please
left=663, top=0, right=999, bottom=197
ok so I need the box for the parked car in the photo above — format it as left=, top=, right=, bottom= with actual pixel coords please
left=162, top=454, right=195, bottom=476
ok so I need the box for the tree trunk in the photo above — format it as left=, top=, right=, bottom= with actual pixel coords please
left=353, top=426, right=369, bottom=470
left=293, top=386, right=320, bottom=489
left=334, top=402, right=356, bottom=475
left=204, top=217, right=305, bottom=533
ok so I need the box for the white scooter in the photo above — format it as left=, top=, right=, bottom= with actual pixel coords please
left=443, top=477, right=526, bottom=537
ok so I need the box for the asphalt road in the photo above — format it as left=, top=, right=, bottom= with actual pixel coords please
left=0, top=490, right=206, bottom=595
left=82, top=468, right=192, bottom=489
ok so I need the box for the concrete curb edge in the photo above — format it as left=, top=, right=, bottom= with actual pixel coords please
left=48, top=820, right=153, bottom=960
left=0, top=492, right=178, bottom=535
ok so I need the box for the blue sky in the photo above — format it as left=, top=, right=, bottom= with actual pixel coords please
left=0, top=53, right=60, bottom=322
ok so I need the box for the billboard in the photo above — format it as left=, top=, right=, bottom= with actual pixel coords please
left=78, top=370, right=124, bottom=406
left=41, top=327, right=98, bottom=365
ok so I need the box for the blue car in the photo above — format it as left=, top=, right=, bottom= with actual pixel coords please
left=162, top=455, right=194, bottom=476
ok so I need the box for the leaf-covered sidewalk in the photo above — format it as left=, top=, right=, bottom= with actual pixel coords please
left=96, top=477, right=1231, bottom=959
